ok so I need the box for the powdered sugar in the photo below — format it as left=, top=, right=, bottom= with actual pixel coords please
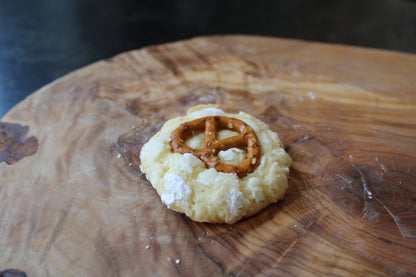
left=189, top=107, right=225, bottom=118
left=180, top=153, right=203, bottom=173
left=218, top=148, right=246, bottom=165
left=227, top=188, right=244, bottom=221
left=197, top=168, right=218, bottom=186
left=161, top=173, right=191, bottom=205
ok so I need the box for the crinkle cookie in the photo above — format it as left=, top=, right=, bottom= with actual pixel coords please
left=140, top=105, right=292, bottom=224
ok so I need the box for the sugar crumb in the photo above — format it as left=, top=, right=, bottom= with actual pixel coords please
left=307, top=91, right=316, bottom=100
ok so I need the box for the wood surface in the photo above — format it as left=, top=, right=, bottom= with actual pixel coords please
left=1, top=35, right=416, bottom=276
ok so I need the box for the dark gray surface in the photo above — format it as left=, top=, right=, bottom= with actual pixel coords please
left=1, top=0, right=416, bottom=117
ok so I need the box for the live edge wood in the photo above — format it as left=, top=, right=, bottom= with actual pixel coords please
left=1, top=36, right=416, bottom=276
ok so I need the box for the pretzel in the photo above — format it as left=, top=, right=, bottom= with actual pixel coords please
left=170, top=116, right=261, bottom=178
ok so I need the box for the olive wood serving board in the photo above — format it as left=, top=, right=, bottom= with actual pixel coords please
left=1, top=35, right=416, bottom=276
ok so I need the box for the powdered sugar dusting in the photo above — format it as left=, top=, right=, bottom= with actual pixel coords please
left=197, top=168, right=218, bottom=186
left=189, top=107, right=225, bottom=117
left=180, top=153, right=203, bottom=173
left=161, top=173, right=191, bottom=205
left=227, top=188, right=244, bottom=221
left=218, top=148, right=246, bottom=165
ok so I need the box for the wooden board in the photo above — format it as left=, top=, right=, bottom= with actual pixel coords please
left=1, top=35, right=416, bottom=276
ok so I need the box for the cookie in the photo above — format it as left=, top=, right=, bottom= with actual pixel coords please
left=140, top=105, right=292, bottom=224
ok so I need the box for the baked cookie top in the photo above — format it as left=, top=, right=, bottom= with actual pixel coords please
left=140, top=105, right=292, bottom=224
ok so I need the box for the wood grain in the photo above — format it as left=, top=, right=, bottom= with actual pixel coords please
left=1, top=35, right=416, bottom=276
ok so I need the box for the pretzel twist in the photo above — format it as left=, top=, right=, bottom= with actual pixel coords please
left=170, top=116, right=261, bottom=178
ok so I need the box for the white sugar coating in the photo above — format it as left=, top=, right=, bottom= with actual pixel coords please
left=143, top=134, right=171, bottom=164
left=218, top=148, right=246, bottom=165
left=160, top=173, right=191, bottom=205
left=140, top=104, right=292, bottom=224
left=180, top=153, right=204, bottom=173
left=227, top=188, right=244, bottom=220
left=247, top=177, right=265, bottom=202
left=188, top=106, right=225, bottom=117
left=186, top=133, right=204, bottom=149
left=197, top=168, right=218, bottom=186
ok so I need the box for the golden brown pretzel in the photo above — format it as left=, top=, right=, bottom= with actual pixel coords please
left=170, top=116, right=261, bottom=178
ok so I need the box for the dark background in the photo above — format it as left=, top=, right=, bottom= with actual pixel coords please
left=1, top=0, right=416, bottom=117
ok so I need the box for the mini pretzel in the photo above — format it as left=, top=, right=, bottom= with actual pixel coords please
left=170, top=116, right=261, bottom=178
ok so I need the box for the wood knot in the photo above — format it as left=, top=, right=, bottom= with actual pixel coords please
left=0, top=122, right=38, bottom=165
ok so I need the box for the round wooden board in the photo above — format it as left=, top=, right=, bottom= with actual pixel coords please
left=1, top=35, right=416, bottom=276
